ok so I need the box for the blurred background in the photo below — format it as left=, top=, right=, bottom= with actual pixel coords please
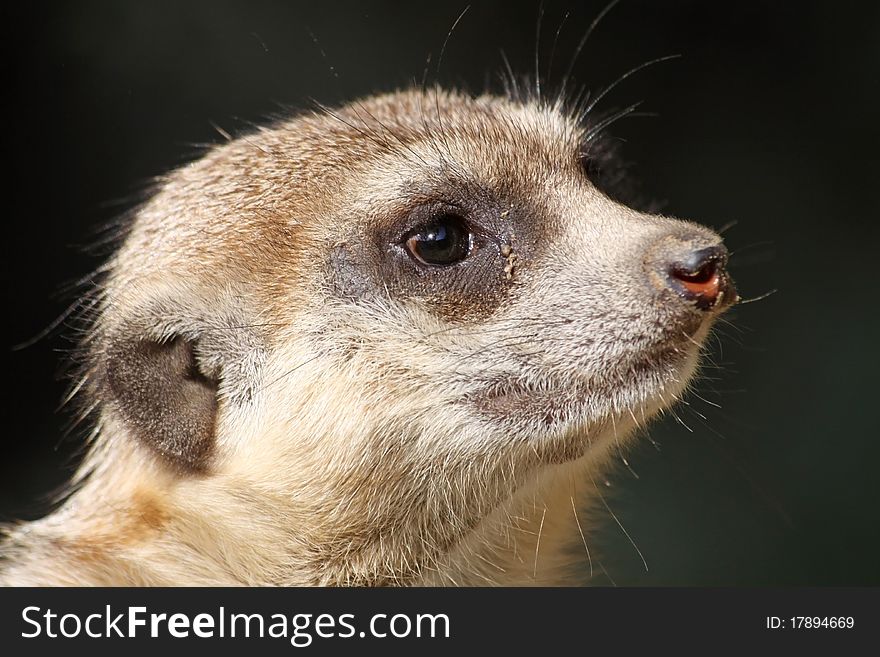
left=3, top=0, right=878, bottom=585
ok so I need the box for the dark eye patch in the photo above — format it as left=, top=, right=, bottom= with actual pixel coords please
left=326, top=177, right=549, bottom=325
left=329, top=198, right=511, bottom=323
left=381, top=202, right=508, bottom=321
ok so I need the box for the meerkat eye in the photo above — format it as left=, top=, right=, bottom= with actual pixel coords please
left=578, top=150, right=601, bottom=183
left=404, top=213, right=473, bottom=266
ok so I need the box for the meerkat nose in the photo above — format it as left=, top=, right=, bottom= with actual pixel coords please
left=666, top=245, right=731, bottom=310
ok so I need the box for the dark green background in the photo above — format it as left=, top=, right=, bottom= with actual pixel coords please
left=3, top=1, right=878, bottom=585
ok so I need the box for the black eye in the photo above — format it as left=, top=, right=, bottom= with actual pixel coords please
left=579, top=146, right=612, bottom=189
left=577, top=138, right=651, bottom=211
left=404, top=214, right=472, bottom=266
left=579, top=152, right=600, bottom=182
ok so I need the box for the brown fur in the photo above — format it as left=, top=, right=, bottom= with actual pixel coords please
left=0, top=88, right=734, bottom=586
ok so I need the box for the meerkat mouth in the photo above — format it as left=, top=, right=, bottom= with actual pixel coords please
left=470, top=339, right=697, bottom=430
left=463, top=273, right=734, bottom=432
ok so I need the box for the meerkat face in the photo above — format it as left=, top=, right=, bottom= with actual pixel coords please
left=91, top=88, right=734, bottom=582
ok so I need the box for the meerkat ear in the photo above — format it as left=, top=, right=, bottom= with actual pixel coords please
left=103, top=335, right=218, bottom=472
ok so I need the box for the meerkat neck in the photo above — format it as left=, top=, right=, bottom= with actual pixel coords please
left=2, top=457, right=599, bottom=587
left=416, top=460, right=600, bottom=586
left=3, top=414, right=614, bottom=587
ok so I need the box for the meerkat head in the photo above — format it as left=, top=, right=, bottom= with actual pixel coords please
left=74, top=88, right=734, bottom=584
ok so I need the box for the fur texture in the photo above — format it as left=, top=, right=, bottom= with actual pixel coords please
left=0, top=88, right=734, bottom=586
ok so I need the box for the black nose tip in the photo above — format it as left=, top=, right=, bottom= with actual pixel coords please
left=667, top=245, right=731, bottom=310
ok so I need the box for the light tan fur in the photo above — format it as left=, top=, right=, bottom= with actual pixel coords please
left=1, top=89, right=732, bottom=586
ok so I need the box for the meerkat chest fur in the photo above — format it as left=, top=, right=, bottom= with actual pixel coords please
left=0, top=88, right=734, bottom=586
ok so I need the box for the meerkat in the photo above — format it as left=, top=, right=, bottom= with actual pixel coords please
left=0, top=86, right=734, bottom=586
